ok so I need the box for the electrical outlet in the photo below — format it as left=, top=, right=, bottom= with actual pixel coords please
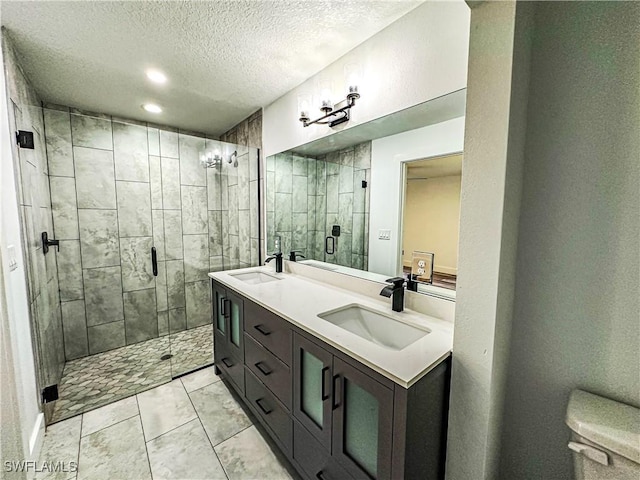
left=378, top=229, right=391, bottom=240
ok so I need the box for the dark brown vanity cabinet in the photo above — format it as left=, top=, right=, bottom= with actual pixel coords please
left=212, top=284, right=245, bottom=393
left=211, top=279, right=451, bottom=480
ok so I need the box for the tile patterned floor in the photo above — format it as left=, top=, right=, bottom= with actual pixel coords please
left=35, top=368, right=295, bottom=480
left=52, top=325, right=213, bottom=423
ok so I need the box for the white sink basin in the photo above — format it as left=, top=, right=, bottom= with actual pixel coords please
left=229, top=271, right=282, bottom=285
left=317, top=304, right=429, bottom=351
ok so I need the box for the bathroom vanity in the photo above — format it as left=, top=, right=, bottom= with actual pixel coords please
left=209, top=266, right=453, bottom=480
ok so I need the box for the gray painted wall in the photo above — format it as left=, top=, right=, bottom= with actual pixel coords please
left=499, top=2, right=640, bottom=478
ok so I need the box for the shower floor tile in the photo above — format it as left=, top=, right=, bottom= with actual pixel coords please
left=51, top=324, right=213, bottom=423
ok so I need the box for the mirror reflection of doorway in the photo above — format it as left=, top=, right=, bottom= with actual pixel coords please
left=401, top=154, right=462, bottom=291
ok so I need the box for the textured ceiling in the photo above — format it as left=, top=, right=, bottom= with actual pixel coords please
left=1, top=0, right=422, bottom=136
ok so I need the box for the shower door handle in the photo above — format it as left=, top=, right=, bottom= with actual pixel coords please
left=325, top=236, right=335, bottom=255
left=151, top=247, right=158, bottom=276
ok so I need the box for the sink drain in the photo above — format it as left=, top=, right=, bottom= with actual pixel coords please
left=160, top=354, right=173, bottom=361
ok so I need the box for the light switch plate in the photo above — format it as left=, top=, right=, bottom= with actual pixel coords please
left=378, top=229, right=391, bottom=240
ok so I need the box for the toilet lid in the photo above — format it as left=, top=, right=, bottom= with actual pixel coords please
left=566, top=389, right=640, bottom=464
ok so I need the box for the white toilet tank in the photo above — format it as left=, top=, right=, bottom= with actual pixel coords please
left=566, top=389, right=640, bottom=480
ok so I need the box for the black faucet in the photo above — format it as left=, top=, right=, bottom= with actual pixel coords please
left=380, top=277, right=406, bottom=312
left=265, top=252, right=283, bottom=273
left=289, top=250, right=305, bottom=262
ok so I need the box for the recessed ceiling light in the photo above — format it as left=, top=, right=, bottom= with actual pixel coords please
left=142, top=103, right=162, bottom=114
left=146, top=69, right=167, bottom=84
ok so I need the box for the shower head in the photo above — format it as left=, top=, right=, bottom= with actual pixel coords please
left=228, top=150, right=238, bottom=168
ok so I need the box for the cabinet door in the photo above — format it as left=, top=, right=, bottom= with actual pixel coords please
left=226, top=290, right=244, bottom=360
left=292, top=333, right=333, bottom=450
left=332, top=358, right=394, bottom=480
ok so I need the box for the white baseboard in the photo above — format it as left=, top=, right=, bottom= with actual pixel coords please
left=28, top=412, right=44, bottom=460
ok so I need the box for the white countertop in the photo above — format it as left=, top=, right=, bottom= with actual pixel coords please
left=209, top=266, right=453, bottom=388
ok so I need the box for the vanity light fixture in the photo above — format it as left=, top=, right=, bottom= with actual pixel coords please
left=142, top=103, right=162, bottom=114
left=299, top=86, right=360, bottom=128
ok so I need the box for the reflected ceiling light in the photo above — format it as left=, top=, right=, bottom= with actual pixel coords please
left=142, top=103, right=162, bottom=114
left=146, top=69, right=167, bottom=84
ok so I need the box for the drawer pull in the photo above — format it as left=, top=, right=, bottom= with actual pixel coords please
left=221, top=357, right=233, bottom=368
left=256, top=398, right=272, bottom=415
left=316, top=471, right=327, bottom=480
left=254, top=324, right=271, bottom=336
left=255, top=361, right=272, bottom=376
left=321, top=366, right=330, bottom=400
left=223, top=299, right=231, bottom=318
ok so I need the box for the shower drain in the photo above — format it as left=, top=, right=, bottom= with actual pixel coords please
left=160, top=354, right=173, bottom=361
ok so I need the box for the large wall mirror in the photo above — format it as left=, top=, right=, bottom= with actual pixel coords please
left=265, top=89, right=466, bottom=300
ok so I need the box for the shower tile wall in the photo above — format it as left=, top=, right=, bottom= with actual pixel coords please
left=2, top=34, right=65, bottom=417
left=266, top=142, right=371, bottom=269
left=44, top=107, right=258, bottom=361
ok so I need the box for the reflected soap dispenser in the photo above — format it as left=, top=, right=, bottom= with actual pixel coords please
left=265, top=236, right=283, bottom=273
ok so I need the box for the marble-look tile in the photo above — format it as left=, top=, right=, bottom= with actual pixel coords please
left=35, top=415, right=81, bottom=480
left=208, top=211, right=223, bottom=257
left=210, top=256, right=224, bottom=272
left=250, top=238, right=259, bottom=266
left=166, top=260, right=185, bottom=308
left=81, top=396, right=139, bottom=437
left=315, top=196, right=327, bottom=231
left=353, top=169, right=367, bottom=213
left=78, top=209, right=119, bottom=268
left=124, top=288, right=158, bottom=344
left=292, top=176, right=308, bottom=213
left=147, top=127, right=160, bottom=156
left=275, top=153, right=292, bottom=193
left=179, top=134, right=206, bottom=186
left=250, top=180, right=258, bottom=236
left=155, top=260, right=168, bottom=312
left=149, top=155, right=163, bottom=209
left=292, top=213, right=307, bottom=251
left=169, top=307, right=187, bottom=333
left=61, top=300, right=88, bottom=360
left=326, top=174, right=339, bottom=213
left=137, top=380, right=197, bottom=441
left=337, top=233, right=352, bottom=267
left=352, top=213, right=366, bottom=255
left=147, top=419, right=227, bottom=480
left=190, top=382, right=251, bottom=446
left=180, top=366, right=219, bottom=393
left=214, top=425, right=292, bottom=480
left=116, top=181, right=152, bottom=237
left=163, top=210, right=183, bottom=260
left=207, top=168, right=222, bottom=210
left=120, top=237, right=154, bottom=292
left=183, top=234, right=208, bottom=282
left=248, top=117, right=262, bottom=150
left=181, top=185, right=207, bottom=234
left=50, top=176, right=79, bottom=240
left=77, top=416, right=150, bottom=480
left=338, top=193, right=354, bottom=234
left=158, top=310, right=169, bottom=336
left=249, top=148, right=259, bottom=182
left=340, top=148, right=355, bottom=167
left=57, top=240, right=83, bottom=301
left=185, top=280, right=210, bottom=329
left=238, top=210, right=251, bottom=265
left=220, top=173, right=229, bottom=210
left=266, top=171, right=275, bottom=212
left=83, top=266, right=124, bottom=326
left=74, top=147, right=116, bottom=209
left=238, top=173, right=250, bottom=211
left=266, top=155, right=275, bottom=172
left=151, top=209, right=165, bottom=261
left=307, top=207, right=316, bottom=234
left=354, top=141, right=371, bottom=170
left=275, top=193, right=292, bottom=232
left=87, top=321, right=125, bottom=355
left=159, top=129, right=179, bottom=158
left=316, top=160, right=326, bottom=191
left=161, top=157, right=180, bottom=209
left=113, top=122, right=149, bottom=182
left=351, top=253, right=365, bottom=270
left=292, top=154, right=307, bottom=176
left=339, top=165, right=354, bottom=193
left=71, top=114, right=112, bottom=150
left=69, top=108, right=111, bottom=120
left=43, top=109, right=74, bottom=177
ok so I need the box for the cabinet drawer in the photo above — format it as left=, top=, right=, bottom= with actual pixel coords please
left=245, top=369, right=293, bottom=454
left=245, top=300, right=292, bottom=365
left=245, top=334, right=291, bottom=410
left=216, top=342, right=245, bottom=395
left=293, top=420, right=352, bottom=480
